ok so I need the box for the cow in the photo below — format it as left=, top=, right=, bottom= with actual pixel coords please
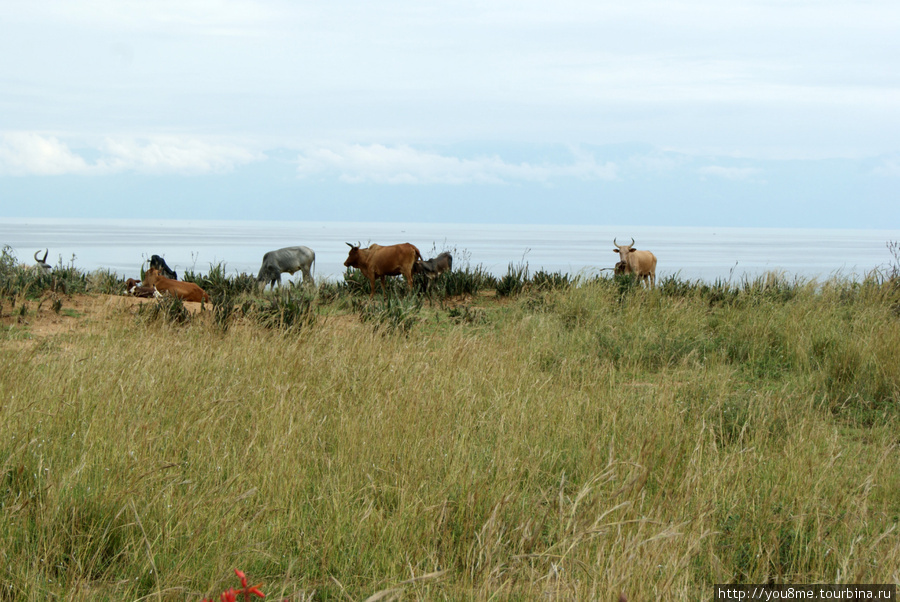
left=613, top=238, right=657, bottom=288
left=34, top=249, right=52, bottom=272
left=142, top=267, right=210, bottom=303
left=344, top=242, right=423, bottom=297
left=414, top=252, right=453, bottom=281
left=125, top=278, right=161, bottom=298
left=150, top=255, right=178, bottom=280
left=256, top=246, right=316, bottom=289
left=413, top=251, right=453, bottom=292
left=614, top=261, right=627, bottom=276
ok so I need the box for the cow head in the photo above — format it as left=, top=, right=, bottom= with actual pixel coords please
left=344, top=242, right=362, bottom=268
left=613, top=237, right=637, bottom=260
left=143, top=267, right=162, bottom=287
left=34, top=249, right=51, bottom=271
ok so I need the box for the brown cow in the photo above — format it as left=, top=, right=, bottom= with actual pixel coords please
left=142, top=268, right=210, bottom=303
left=613, top=237, right=657, bottom=288
left=344, top=242, right=423, bottom=297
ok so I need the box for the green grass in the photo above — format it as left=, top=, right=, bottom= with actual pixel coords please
left=1, top=248, right=899, bottom=600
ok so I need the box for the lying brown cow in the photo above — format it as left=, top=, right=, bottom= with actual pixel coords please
left=142, top=268, right=210, bottom=303
left=344, top=242, right=423, bottom=297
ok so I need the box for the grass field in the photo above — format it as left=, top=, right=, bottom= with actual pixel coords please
left=1, top=248, right=899, bottom=600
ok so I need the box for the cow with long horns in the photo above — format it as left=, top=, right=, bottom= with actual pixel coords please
left=33, top=249, right=51, bottom=272
left=613, top=238, right=657, bottom=288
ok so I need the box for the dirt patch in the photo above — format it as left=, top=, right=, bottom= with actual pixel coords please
left=0, top=293, right=206, bottom=345
left=1, top=289, right=500, bottom=348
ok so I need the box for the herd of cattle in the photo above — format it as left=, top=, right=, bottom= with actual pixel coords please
left=32, top=238, right=656, bottom=303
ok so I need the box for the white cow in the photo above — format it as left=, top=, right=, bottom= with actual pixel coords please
left=613, top=238, right=657, bottom=288
left=257, top=246, right=316, bottom=289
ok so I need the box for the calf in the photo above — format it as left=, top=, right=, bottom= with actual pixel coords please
left=143, top=268, right=210, bottom=303
left=414, top=252, right=453, bottom=280
left=413, top=251, right=453, bottom=291
left=125, top=278, right=161, bottom=298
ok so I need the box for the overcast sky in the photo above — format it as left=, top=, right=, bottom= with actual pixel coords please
left=1, top=0, right=898, bottom=228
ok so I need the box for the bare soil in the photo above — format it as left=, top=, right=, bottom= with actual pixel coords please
left=0, top=293, right=205, bottom=344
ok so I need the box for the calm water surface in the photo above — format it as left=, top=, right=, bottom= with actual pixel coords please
left=1, top=218, right=898, bottom=284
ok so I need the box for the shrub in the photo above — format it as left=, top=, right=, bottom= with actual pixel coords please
left=531, top=269, right=572, bottom=291
left=356, top=290, right=423, bottom=334
left=86, top=269, right=124, bottom=295
left=424, top=265, right=497, bottom=299
left=248, top=287, right=317, bottom=330
left=139, top=294, right=192, bottom=325
left=184, top=263, right=258, bottom=298
left=496, top=262, right=528, bottom=297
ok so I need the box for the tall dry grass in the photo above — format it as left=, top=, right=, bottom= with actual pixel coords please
left=1, top=273, right=899, bottom=600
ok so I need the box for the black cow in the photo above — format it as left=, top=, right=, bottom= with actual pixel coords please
left=149, top=255, right=177, bottom=280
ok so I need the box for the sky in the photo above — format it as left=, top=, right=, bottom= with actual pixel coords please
left=1, top=0, right=898, bottom=228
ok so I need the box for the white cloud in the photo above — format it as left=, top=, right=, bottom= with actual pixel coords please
left=0, top=133, right=91, bottom=176
left=697, top=165, right=762, bottom=180
left=0, top=133, right=259, bottom=176
left=96, top=137, right=259, bottom=174
left=295, top=144, right=617, bottom=185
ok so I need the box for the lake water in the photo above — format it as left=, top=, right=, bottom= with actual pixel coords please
left=1, top=218, right=898, bottom=284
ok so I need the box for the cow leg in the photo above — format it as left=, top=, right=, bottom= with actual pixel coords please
left=402, top=268, right=415, bottom=294
left=302, top=267, right=315, bottom=287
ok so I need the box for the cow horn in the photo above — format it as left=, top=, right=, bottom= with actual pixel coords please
left=613, top=238, right=618, bottom=246
left=346, top=242, right=353, bottom=248
left=630, top=237, right=635, bottom=247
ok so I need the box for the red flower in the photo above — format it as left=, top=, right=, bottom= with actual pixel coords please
left=202, top=569, right=265, bottom=601
left=234, top=568, right=265, bottom=600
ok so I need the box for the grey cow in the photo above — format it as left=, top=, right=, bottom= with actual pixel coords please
left=257, top=246, right=316, bottom=289
left=413, top=251, right=453, bottom=292
left=414, top=252, right=453, bottom=280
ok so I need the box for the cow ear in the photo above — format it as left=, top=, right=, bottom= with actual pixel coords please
left=630, top=247, right=637, bottom=252
left=613, top=249, right=619, bottom=253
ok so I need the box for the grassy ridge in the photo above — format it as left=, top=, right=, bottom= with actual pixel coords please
left=1, top=248, right=899, bottom=600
